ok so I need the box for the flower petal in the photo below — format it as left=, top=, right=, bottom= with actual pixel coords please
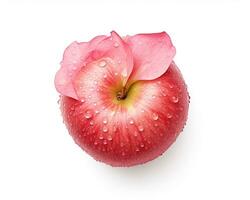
left=126, top=32, right=176, bottom=82
left=55, top=32, right=133, bottom=100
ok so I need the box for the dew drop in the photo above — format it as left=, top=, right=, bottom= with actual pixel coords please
left=84, top=110, right=92, bottom=119
left=107, top=135, right=113, bottom=141
left=102, top=118, right=108, bottom=124
left=95, top=110, right=100, bottom=114
left=114, top=42, right=119, bottom=48
left=94, top=141, right=98, bottom=145
left=135, top=147, right=140, bottom=152
left=121, top=69, right=128, bottom=78
left=93, top=102, right=97, bottom=106
left=80, top=98, right=85, bottom=103
left=99, top=135, right=104, bottom=140
left=88, top=95, right=92, bottom=99
left=161, top=90, right=167, bottom=97
left=94, top=80, right=98, bottom=85
left=114, top=72, right=118, bottom=76
left=167, top=113, right=173, bottom=119
left=129, top=118, right=134, bottom=125
left=99, top=60, right=107, bottom=68
left=102, top=126, right=108, bottom=133
left=152, top=95, right=156, bottom=99
left=103, top=74, right=107, bottom=78
left=154, top=123, right=158, bottom=127
left=138, top=125, right=144, bottom=132
left=103, top=140, right=107, bottom=145
left=152, top=113, right=159, bottom=121
left=140, top=143, right=145, bottom=148
left=172, top=96, right=179, bottom=103
left=134, top=132, right=138, bottom=137
left=90, top=120, right=94, bottom=126
left=113, top=126, right=117, bottom=132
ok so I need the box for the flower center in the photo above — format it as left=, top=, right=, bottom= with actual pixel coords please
left=116, top=87, right=127, bottom=100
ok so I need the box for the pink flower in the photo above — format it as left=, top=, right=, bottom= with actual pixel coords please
left=55, top=31, right=176, bottom=100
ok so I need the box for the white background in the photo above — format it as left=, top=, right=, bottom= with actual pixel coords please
left=0, top=1, right=250, bottom=199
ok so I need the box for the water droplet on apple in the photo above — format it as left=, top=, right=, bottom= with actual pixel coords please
left=99, top=60, right=107, bottom=68
left=88, top=95, right=92, bottom=99
left=120, top=142, right=124, bottom=147
left=103, top=74, right=107, bottom=78
left=93, top=102, right=97, bottom=106
left=94, top=141, right=98, bottom=145
left=114, top=42, right=119, bottom=48
left=154, top=123, right=158, bottom=127
left=140, top=143, right=144, bottom=148
left=80, top=98, right=85, bottom=103
left=167, top=113, right=172, bottom=118
left=152, top=113, right=159, bottom=120
left=134, top=132, right=138, bottom=137
left=138, top=125, right=144, bottom=132
left=102, top=118, right=108, bottom=124
left=151, top=95, right=156, bottom=99
left=114, top=72, right=118, bottom=76
left=172, top=96, right=179, bottom=103
left=90, top=87, right=94, bottom=91
left=141, top=109, right=145, bottom=113
left=94, top=80, right=98, bottom=85
left=84, top=110, right=92, bottom=119
left=102, top=126, right=108, bottom=133
left=121, top=152, right=126, bottom=156
left=103, top=140, right=107, bottom=145
left=135, top=147, right=140, bottom=152
left=113, top=126, right=117, bottom=132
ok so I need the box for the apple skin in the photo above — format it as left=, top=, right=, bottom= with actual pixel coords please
left=60, top=62, right=189, bottom=167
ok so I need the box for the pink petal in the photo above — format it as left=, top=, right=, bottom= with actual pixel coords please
left=55, top=32, right=133, bottom=100
left=126, top=32, right=176, bottom=82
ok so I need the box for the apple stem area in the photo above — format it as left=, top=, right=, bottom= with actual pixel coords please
left=116, top=87, right=127, bottom=100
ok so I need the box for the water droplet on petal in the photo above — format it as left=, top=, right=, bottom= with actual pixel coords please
left=103, top=118, right=108, bottom=124
left=138, top=125, right=144, bottom=132
left=114, top=42, right=119, bottom=48
left=128, top=118, right=134, bottom=125
left=99, top=135, right=104, bottom=140
left=107, top=135, right=113, bottom=141
left=90, top=120, right=94, bottom=126
left=102, top=126, right=108, bottom=133
left=84, top=110, right=92, bottom=119
left=121, top=69, right=128, bottom=78
left=172, top=96, right=179, bottom=103
left=95, top=110, right=100, bottom=114
left=152, top=113, right=159, bottom=121
left=99, top=60, right=107, bottom=68
left=167, top=113, right=173, bottom=118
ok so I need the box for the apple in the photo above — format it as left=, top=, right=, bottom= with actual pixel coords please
left=55, top=31, right=189, bottom=167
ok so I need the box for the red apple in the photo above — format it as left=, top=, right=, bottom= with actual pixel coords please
left=55, top=31, right=189, bottom=167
